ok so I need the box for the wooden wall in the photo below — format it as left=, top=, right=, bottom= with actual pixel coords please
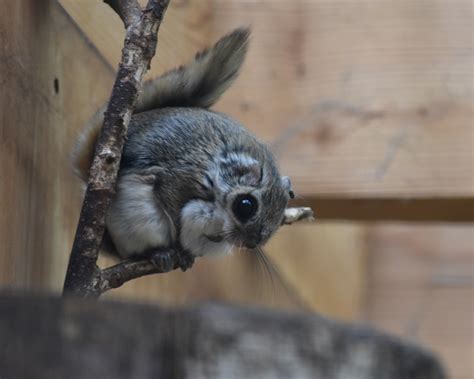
left=0, top=0, right=472, bottom=378
left=0, top=0, right=114, bottom=291
left=366, top=224, right=474, bottom=379
left=61, top=0, right=474, bottom=221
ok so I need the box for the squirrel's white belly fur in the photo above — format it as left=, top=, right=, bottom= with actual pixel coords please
left=107, top=174, right=232, bottom=258
left=106, top=174, right=172, bottom=257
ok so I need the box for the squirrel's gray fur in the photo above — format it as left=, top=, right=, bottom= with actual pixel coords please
left=136, top=28, right=250, bottom=110
left=74, top=28, right=293, bottom=264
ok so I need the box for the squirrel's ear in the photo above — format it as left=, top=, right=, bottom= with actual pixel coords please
left=136, top=27, right=250, bottom=112
left=281, top=176, right=295, bottom=199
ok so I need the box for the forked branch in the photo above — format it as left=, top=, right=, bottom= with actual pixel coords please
left=63, top=0, right=171, bottom=298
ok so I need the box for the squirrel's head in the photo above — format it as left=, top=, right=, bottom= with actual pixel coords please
left=204, top=147, right=294, bottom=250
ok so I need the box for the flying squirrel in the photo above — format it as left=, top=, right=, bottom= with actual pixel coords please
left=74, top=28, right=308, bottom=272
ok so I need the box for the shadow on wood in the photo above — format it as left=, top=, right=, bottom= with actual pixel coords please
left=0, top=293, right=444, bottom=379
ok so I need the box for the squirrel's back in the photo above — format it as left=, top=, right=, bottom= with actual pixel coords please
left=73, top=28, right=250, bottom=181
left=121, top=107, right=272, bottom=175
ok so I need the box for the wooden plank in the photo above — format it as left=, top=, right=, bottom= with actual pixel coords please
left=58, top=0, right=213, bottom=79
left=59, top=0, right=474, bottom=220
left=266, top=223, right=367, bottom=320
left=209, top=0, right=474, bottom=201
left=102, top=252, right=308, bottom=311
left=104, top=223, right=367, bottom=322
left=0, top=0, right=114, bottom=291
left=366, top=224, right=474, bottom=379
left=293, top=197, right=474, bottom=222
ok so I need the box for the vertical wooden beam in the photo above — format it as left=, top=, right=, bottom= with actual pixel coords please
left=0, top=0, right=114, bottom=291
left=366, top=224, right=474, bottom=379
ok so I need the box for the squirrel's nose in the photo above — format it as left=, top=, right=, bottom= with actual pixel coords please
left=244, top=241, right=257, bottom=249
left=244, top=234, right=261, bottom=249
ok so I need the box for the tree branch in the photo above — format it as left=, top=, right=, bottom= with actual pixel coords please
left=63, top=0, right=171, bottom=298
left=103, top=0, right=141, bottom=28
left=282, top=207, right=315, bottom=225
left=97, top=253, right=178, bottom=293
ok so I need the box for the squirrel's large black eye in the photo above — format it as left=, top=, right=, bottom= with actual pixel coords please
left=232, top=194, right=258, bottom=223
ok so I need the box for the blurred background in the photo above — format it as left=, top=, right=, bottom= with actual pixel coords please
left=0, top=0, right=472, bottom=378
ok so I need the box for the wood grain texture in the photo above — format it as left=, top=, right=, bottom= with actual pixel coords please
left=292, top=197, right=474, bottom=222
left=59, top=0, right=474, bottom=221
left=101, top=251, right=307, bottom=311
left=366, top=224, right=474, bottom=379
left=266, top=223, right=367, bottom=320
left=0, top=0, right=114, bottom=291
left=209, top=0, right=474, bottom=200
left=59, top=0, right=213, bottom=79
left=101, top=223, right=366, bottom=321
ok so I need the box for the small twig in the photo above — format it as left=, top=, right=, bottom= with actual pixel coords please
left=97, top=252, right=180, bottom=294
left=282, top=207, right=315, bottom=225
left=63, top=0, right=171, bottom=298
left=104, top=0, right=141, bottom=28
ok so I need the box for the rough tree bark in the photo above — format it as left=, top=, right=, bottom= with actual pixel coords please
left=63, top=0, right=171, bottom=298
left=0, top=293, right=445, bottom=379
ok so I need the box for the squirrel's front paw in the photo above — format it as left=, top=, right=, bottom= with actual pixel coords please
left=148, top=249, right=175, bottom=272
left=139, top=245, right=194, bottom=272
left=176, top=248, right=195, bottom=272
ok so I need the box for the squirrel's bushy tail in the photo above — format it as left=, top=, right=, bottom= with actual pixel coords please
left=138, top=27, right=250, bottom=110
left=73, top=28, right=250, bottom=181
